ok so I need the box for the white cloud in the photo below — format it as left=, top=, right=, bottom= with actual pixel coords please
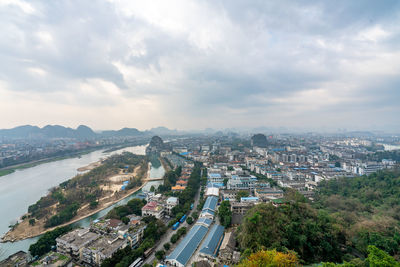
left=0, top=0, right=35, bottom=14
left=0, top=0, right=399, bottom=131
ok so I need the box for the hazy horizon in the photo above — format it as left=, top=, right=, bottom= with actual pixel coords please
left=1, top=1, right=399, bottom=132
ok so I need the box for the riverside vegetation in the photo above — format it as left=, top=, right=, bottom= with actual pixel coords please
left=3, top=152, right=148, bottom=241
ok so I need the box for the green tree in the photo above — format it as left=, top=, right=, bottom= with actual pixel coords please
left=29, top=226, right=73, bottom=257
left=237, top=202, right=344, bottom=264
left=236, top=190, right=250, bottom=201
left=366, top=245, right=400, bottom=267
left=121, top=217, right=130, bottom=225
left=163, top=242, right=171, bottom=251
left=29, top=218, right=36, bottom=226
left=218, top=200, right=232, bottom=228
left=186, top=216, right=193, bottom=225
left=223, top=178, right=229, bottom=186
left=155, top=250, right=165, bottom=260
left=90, top=200, right=99, bottom=209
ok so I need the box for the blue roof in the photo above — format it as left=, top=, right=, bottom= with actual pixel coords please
left=196, top=218, right=213, bottom=227
left=166, top=224, right=209, bottom=266
left=208, top=173, right=221, bottom=178
left=200, top=209, right=215, bottom=217
left=241, top=197, right=259, bottom=201
left=199, top=224, right=225, bottom=257
left=202, top=196, right=218, bottom=212
left=207, top=182, right=224, bottom=188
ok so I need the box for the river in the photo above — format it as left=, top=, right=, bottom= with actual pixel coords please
left=382, top=143, right=400, bottom=151
left=0, top=145, right=165, bottom=260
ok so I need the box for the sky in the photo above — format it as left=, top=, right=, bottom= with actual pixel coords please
left=0, top=0, right=399, bottom=132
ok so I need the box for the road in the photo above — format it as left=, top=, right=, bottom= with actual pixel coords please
left=143, top=185, right=202, bottom=265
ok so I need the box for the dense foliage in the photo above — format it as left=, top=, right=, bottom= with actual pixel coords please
left=323, top=246, right=400, bottom=267
left=106, top=198, right=147, bottom=219
left=27, top=152, right=147, bottom=227
left=45, top=202, right=80, bottom=227
left=366, top=150, right=400, bottom=162
left=237, top=192, right=345, bottom=264
left=162, top=164, right=202, bottom=218
left=315, top=169, right=400, bottom=259
left=218, top=200, right=232, bottom=228
left=29, top=225, right=73, bottom=257
left=237, top=249, right=299, bottom=267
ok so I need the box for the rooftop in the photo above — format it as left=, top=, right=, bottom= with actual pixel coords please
left=166, top=224, right=209, bottom=266
left=199, top=224, right=225, bottom=257
left=202, top=196, right=218, bottom=213
left=57, top=228, right=99, bottom=249
left=196, top=218, right=213, bottom=227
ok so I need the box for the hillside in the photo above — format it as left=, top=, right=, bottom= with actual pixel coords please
left=315, top=169, right=400, bottom=259
left=237, top=169, right=400, bottom=265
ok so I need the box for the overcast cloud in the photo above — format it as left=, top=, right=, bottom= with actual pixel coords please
left=0, top=0, right=399, bottom=132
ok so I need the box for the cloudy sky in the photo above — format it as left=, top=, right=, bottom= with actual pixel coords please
left=0, top=0, right=399, bottom=132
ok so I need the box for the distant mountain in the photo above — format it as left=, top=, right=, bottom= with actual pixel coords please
left=0, top=125, right=183, bottom=140
left=149, top=126, right=179, bottom=135
left=100, top=127, right=144, bottom=137
left=0, top=125, right=41, bottom=139
left=0, top=125, right=97, bottom=140
left=76, top=125, right=97, bottom=138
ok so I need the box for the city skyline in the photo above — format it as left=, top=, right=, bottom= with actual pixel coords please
left=1, top=0, right=399, bottom=131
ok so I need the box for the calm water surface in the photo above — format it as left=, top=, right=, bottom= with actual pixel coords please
left=0, top=145, right=164, bottom=260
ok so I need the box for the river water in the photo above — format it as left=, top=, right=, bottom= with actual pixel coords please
left=0, top=145, right=165, bottom=260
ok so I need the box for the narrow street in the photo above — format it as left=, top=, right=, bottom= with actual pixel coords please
left=143, top=185, right=202, bottom=265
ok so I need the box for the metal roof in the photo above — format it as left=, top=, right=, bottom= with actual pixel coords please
left=208, top=173, right=222, bottom=178
left=200, top=209, right=215, bottom=217
left=166, top=224, right=209, bottom=266
left=196, top=217, right=213, bottom=227
left=199, top=224, right=225, bottom=257
left=202, top=196, right=218, bottom=212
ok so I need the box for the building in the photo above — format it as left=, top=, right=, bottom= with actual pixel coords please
left=56, top=228, right=100, bottom=261
left=231, top=202, right=256, bottom=225
left=165, top=224, right=210, bottom=267
left=218, top=231, right=237, bottom=265
left=227, top=175, right=257, bottom=190
left=81, top=236, right=128, bottom=266
left=198, top=224, right=225, bottom=260
left=205, top=187, right=219, bottom=197
left=0, top=251, right=29, bottom=267
left=165, top=197, right=179, bottom=215
left=141, top=201, right=164, bottom=219
left=254, top=187, right=284, bottom=201
left=172, top=185, right=186, bottom=191
left=202, top=196, right=218, bottom=214
left=208, top=173, right=224, bottom=183
left=240, top=196, right=259, bottom=203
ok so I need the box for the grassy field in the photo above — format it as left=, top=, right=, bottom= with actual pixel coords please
left=0, top=169, right=14, bottom=177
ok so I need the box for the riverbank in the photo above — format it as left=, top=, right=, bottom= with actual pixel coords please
left=1, top=159, right=149, bottom=242
left=0, top=148, right=101, bottom=178
left=0, top=141, right=149, bottom=178
left=77, top=160, right=103, bottom=172
left=160, top=157, right=172, bottom=172
left=1, top=178, right=148, bottom=243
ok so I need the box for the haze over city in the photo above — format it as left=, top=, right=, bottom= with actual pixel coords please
left=0, top=0, right=399, bottom=132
